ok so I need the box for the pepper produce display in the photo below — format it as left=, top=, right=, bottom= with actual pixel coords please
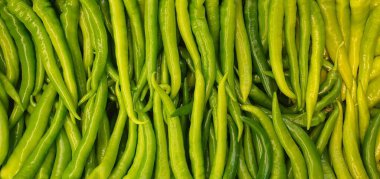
left=0, top=0, right=380, bottom=177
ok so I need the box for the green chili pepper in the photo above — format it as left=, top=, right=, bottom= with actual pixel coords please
left=151, top=74, right=193, bottom=179
left=257, top=0, right=269, bottom=53
left=284, top=118, right=324, bottom=178
left=97, top=115, right=110, bottom=163
left=144, top=0, right=158, bottom=107
left=315, top=77, right=342, bottom=112
left=124, top=0, right=145, bottom=81
left=283, top=0, right=301, bottom=107
left=358, top=6, right=380, bottom=92
left=343, top=90, right=368, bottom=178
left=0, top=8, right=19, bottom=86
left=0, top=84, right=57, bottom=179
left=189, top=70, right=206, bottom=179
left=272, top=93, right=307, bottom=179
left=306, top=1, right=325, bottom=129
left=318, top=69, right=338, bottom=96
left=109, top=119, right=137, bottom=179
left=109, top=0, right=144, bottom=124
left=14, top=100, right=67, bottom=178
left=317, top=0, right=353, bottom=90
left=51, top=130, right=72, bottom=179
left=61, top=0, right=86, bottom=98
left=189, top=0, right=216, bottom=100
left=63, top=76, right=108, bottom=178
left=209, top=74, right=227, bottom=179
left=88, top=83, right=125, bottom=178
left=243, top=125, right=258, bottom=177
left=152, top=92, right=171, bottom=179
left=222, top=116, right=239, bottom=179
left=79, top=9, right=94, bottom=79
left=321, top=151, right=336, bottom=179
left=358, top=82, right=370, bottom=143
left=63, top=118, right=82, bottom=155
left=241, top=105, right=287, bottom=178
left=205, top=0, right=219, bottom=56
left=268, top=0, right=296, bottom=99
left=123, top=115, right=147, bottom=179
left=78, top=0, right=109, bottom=106
left=297, top=0, right=311, bottom=108
left=8, top=0, right=80, bottom=119
left=82, top=103, right=98, bottom=178
left=248, top=85, right=272, bottom=109
left=219, top=0, right=236, bottom=86
left=175, top=0, right=200, bottom=71
left=316, top=104, right=339, bottom=153
left=136, top=113, right=156, bottom=179
left=34, top=0, right=79, bottom=106
left=336, top=0, right=350, bottom=48
left=0, top=72, right=23, bottom=110
left=98, top=0, right=112, bottom=35
left=35, top=145, right=56, bottom=179
left=227, top=99, right=244, bottom=141
left=242, top=116, right=273, bottom=179
left=349, top=0, right=370, bottom=77
left=235, top=0, right=252, bottom=101
left=237, top=144, right=253, bottom=179
left=159, top=0, right=181, bottom=98
left=363, top=113, right=380, bottom=178
left=0, top=1, right=36, bottom=128
left=251, top=129, right=264, bottom=169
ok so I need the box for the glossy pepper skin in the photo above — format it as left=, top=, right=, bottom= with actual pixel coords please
left=1, top=0, right=380, bottom=178
left=7, top=0, right=80, bottom=119
left=1, top=84, right=57, bottom=179
left=0, top=0, right=36, bottom=128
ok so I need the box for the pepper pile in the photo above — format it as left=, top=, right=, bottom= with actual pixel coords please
left=0, top=0, right=380, bottom=178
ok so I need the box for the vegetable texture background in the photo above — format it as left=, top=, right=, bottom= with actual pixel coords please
left=0, top=0, right=379, bottom=178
